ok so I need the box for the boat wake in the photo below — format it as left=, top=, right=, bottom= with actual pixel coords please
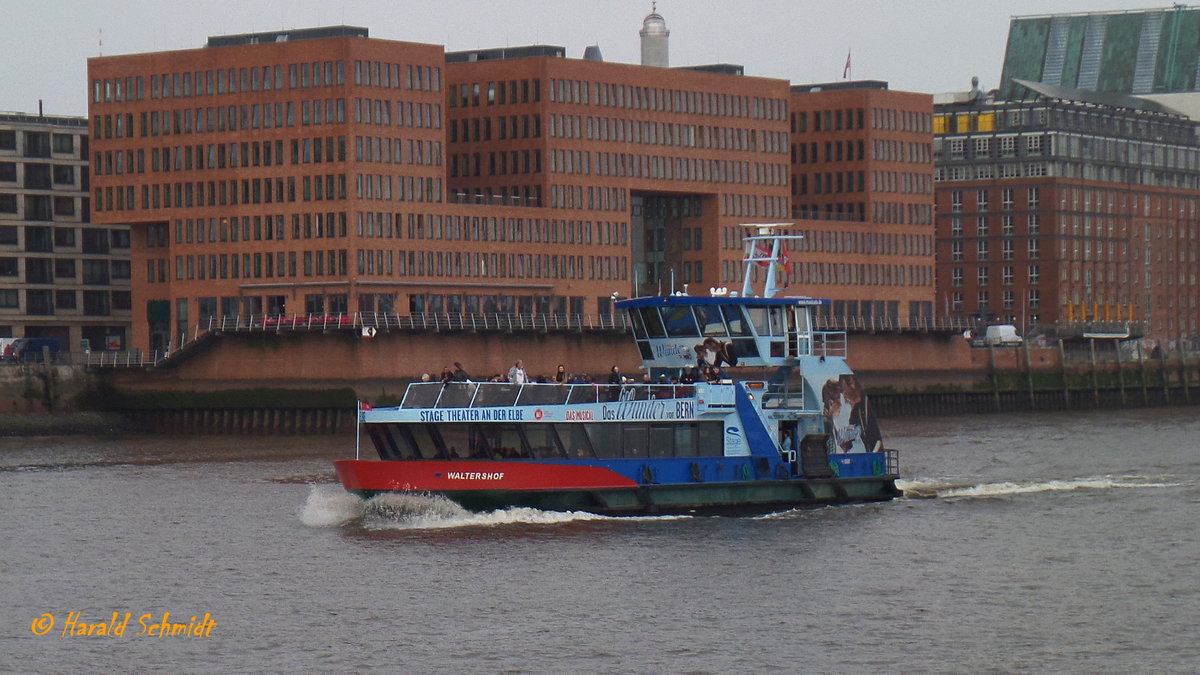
left=898, top=475, right=1180, bottom=500
left=299, top=485, right=679, bottom=530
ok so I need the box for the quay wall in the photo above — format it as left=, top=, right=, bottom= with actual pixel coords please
left=4, top=331, right=1199, bottom=434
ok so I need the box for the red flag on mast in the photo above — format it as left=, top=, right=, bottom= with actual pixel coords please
left=842, top=49, right=851, bottom=79
left=754, top=241, right=772, bottom=268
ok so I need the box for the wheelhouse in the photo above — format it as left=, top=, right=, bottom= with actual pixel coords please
left=620, top=295, right=845, bottom=369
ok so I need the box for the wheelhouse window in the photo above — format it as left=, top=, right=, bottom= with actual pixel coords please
left=637, top=306, right=666, bottom=337
left=661, top=304, right=699, bottom=337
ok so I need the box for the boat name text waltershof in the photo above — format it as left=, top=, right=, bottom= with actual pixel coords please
left=446, top=472, right=505, bottom=480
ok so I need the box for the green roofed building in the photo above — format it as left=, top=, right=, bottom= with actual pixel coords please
left=999, top=6, right=1200, bottom=100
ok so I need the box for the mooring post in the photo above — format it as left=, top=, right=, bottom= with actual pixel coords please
left=1159, top=345, right=1170, bottom=405
left=989, top=343, right=1000, bottom=412
left=1059, top=339, right=1070, bottom=410
left=1116, top=340, right=1126, bottom=406
left=1023, top=339, right=1034, bottom=412
left=1139, top=342, right=1149, bottom=406
left=1089, top=338, right=1100, bottom=407
left=1182, top=350, right=1191, bottom=405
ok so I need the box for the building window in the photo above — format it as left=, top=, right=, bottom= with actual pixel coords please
left=1028, top=239, right=1039, bottom=260
left=951, top=241, right=963, bottom=262
left=951, top=217, right=962, bottom=237
left=83, top=290, right=111, bottom=316
left=1028, top=289, right=1040, bottom=310
left=951, top=267, right=963, bottom=287
left=1003, top=289, right=1015, bottom=311
left=976, top=216, right=988, bottom=237
left=1002, top=239, right=1014, bottom=260
left=977, top=240, right=989, bottom=261
left=951, top=190, right=962, bottom=213
left=1028, top=264, right=1040, bottom=285
left=52, top=133, right=74, bottom=154
left=977, top=267, right=989, bottom=286
left=976, top=189, right=988, bottom=211
left=55, top=289, right=76, bottom=309
left=1002, top=265, right=1014, bottom=285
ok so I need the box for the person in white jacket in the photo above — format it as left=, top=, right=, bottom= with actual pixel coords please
left=507, top=360, right=527, bottom=384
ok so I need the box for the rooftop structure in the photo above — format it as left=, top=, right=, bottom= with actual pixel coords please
left=639, top=7, right=670, bottom=68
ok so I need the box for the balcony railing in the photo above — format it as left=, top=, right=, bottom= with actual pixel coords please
left=813, top=315, right=977, bottom=333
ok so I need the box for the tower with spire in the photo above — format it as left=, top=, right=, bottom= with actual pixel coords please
left=639, top=2, right=669, bottom=67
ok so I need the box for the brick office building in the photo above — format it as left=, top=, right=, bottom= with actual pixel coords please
left=788, top=81, right=935, bottom=327
left=444, top=46, right=792, bottom=301
left=88, top=24, right=938, bottom=353
left=88, top=27, right=627, bottom=352
left=0, top=112, right=131, bottom=350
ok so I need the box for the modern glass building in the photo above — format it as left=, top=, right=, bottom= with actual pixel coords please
left=999, top=6, right=1200, bottom=99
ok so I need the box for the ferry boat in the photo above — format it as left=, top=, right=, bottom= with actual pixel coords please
left=334, top=225, right=900, bottom=515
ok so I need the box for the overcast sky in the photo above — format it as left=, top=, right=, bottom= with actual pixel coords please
left=0, top=0, right=1172, bottom=117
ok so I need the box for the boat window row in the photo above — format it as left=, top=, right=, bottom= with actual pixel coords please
left=368, top=422, right=725, bottom=460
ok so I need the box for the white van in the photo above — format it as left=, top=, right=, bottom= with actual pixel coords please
left=984, top=324, right=1023, bottom=346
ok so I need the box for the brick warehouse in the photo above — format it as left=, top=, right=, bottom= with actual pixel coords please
left=86, top=23, right=935, bottom=357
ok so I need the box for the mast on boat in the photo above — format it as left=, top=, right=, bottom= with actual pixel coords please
left=739, top=223, right=804, bottom=299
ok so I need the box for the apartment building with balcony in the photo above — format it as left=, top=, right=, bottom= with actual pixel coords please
left=0, top=112, right=131, bottom=351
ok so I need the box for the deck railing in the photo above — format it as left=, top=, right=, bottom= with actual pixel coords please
left=400, top=381, right=701, bottom=408
left=192, top=311, right=632, bottom=334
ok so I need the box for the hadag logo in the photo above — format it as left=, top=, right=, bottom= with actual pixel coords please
left=725, top=426, right=740, bottom=436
